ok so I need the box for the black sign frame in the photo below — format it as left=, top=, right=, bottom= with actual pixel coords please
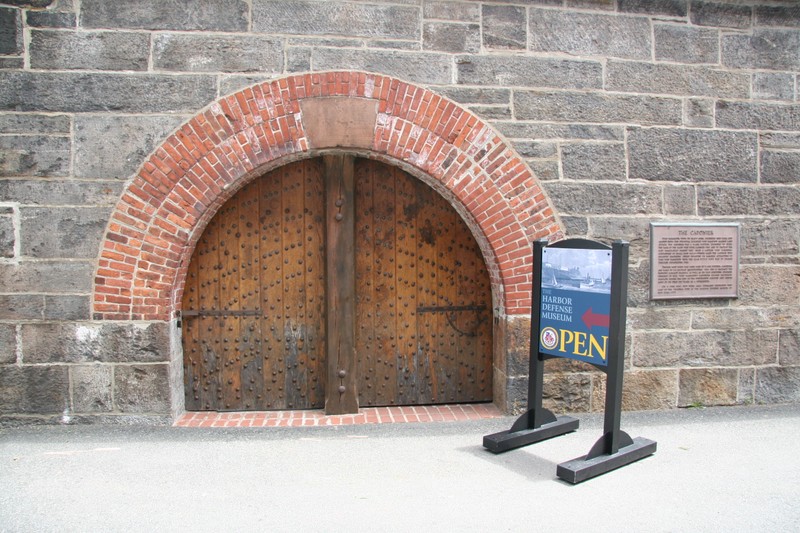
left=483, top=238, right=656, bottom=483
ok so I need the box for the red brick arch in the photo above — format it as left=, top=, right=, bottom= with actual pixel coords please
left=92, top=71, right=562, bottom=321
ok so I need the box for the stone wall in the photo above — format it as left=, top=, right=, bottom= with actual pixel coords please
left=0, top=0, right=798, bottom=424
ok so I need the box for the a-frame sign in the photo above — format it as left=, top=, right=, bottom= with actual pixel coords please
left=483, top=238, right=656, bottom=483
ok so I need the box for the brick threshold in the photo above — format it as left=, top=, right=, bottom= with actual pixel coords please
left=174, top=403, right=502, bottom=428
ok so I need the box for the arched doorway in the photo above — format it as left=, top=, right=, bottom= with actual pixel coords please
left=182, top=155, right=493, bottom=413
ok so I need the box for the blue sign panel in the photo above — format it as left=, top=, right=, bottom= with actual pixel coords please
left=539, top=247, right=611, bottom=366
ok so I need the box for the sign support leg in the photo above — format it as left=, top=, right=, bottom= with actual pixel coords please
left=556, top=241, right=656, bottom=483
left=483, top=239, right=578, bottom=454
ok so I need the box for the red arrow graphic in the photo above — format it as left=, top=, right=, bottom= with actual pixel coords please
left=582, top=307, right=609, bottom=329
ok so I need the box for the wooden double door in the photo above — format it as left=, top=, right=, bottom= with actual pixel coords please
left=182, top=156, right=492, bottom=413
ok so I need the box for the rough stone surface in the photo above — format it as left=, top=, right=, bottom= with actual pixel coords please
left=738, top=266, right=800, bottom=306
left=71, top=364, right=113, bottom=413
left=543, top=182, right=662, bottom=215
left=592, top=369, right=679, bottom=412
left=81, top=0, right=248, bottom=31
left=542, top=372, right=592, bottom=413
left=761, top=150, right=800, bottom=184
left=482, top=5, right=526, bottom=50
left=20, top=207, right=110, bottom=259
left=691, top=1, right=752, bottom=29
left=684, top=98, right=715, bottom=128
left=755, top=367, right=800, bottom=404
left=153, top=34, right=284, bottom=73
left=756, top=5, right=800, bottom=28
left=457, top=56, right=602, bottom=90
left=0, top=294, right=44, bottom=320
left=0, top=7, right=20, bottom=56
left=423, top=22, right=480, bottom=54
left=664, top=184, right=697, bottom=215
left=628, top=128, right=757, bottom=183
left=0, top=72, right=216, bottom=113
left=44, top=295, right=91, bottom=321
left=722, top=30, right=800, bottom=71
left=30, top=29, right=149, bottom=71
left=633, top=330, right=779, bottom=368
left=697, top=185, right=800, bottom=216
left=716, top=100, right=800, bottom=131
left=26, top=10, right=76, bottom=28
left=74, top=115, right=185, bottom=180
left=423, top=1, right=479, bottom=22
left=312, top=49, right=451, bottom=85
left=253, top=0, right=419, bottom=40
left=753, top=72, right=795, bottom=101
left=529, top=8, right=651, bottom=59
left=0, top=213, right=13, bottom=258
left=114, top=364, right=171, bottom=414
left=0, top=261, right=93, bottom=293
left=741, top=218, right=800, bottom=257
left=0, top=324, right=16, bottom=364
left=779, top=330, right=800, bottom=366
left=21, top=322, right=171, bottom=364
left=0, top=135, right=70, bottom=177
left=678, top=368, right=739, bottom=407
left=0, top=365, right=69, bottom=414
left=618, top=0, right=687, bottom=17
left=653, top=24, right=719, bottom=64
left=561, top=143, right=626, bottom=181
left=0, top=180, right=124, bottom=206
left=606, top=61, right=749, bottom=98
left=515, top=91, right=681, bottom=125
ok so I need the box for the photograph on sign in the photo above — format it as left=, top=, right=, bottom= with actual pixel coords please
left=539, top=247, right=612, bottom=366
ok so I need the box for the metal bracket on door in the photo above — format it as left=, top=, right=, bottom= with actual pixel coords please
left=416, top=305, right=487, bottom=337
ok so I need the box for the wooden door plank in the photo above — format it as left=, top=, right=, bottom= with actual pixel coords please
left=355, top=160, right=377, bottom=406
left=238, top=181, right=263, bottom=409
left=304, top=158, right=327, bottom=408
left=324, top=154, right=358, bottom=415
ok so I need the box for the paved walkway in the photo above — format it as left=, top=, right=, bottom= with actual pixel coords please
left=2, top=403, right=799, bottom=532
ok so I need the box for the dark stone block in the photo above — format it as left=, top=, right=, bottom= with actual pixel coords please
left=81, top=0, right=248, bottom=31
left=0, top=113, right=70, bottom=134
left=0, top=365, right=69, bottom=415
left=607, top=61, right=748, bottom=98
left=543, top=182, right=662, bottom=215
left=717, top=100, right=800, bottom=131
left=530, top=8, right=651, bottom=59
left=654, top=24, right=719, bottom=64
left=0, top=179, right=124, bottom=205
left=629, top=128, right=757, bottom=183
left=0, top=72, right=216, bottom=113
left=311, top=49, right=451, bottom=85
left=722, top=30, right=800, bottom=71
left=71, top=365, right=113, bottom=413
left=20, top=206, right=111, bottom=259
left=618, top=0, right=687, bottom=17
left=482, top=5, right=526, bottom=50
left=0, top=324, right=15, bottom=364
left=756, top=367, right=800, bottom=404
left=562, top=143, right=626, bottom=181
left=515, top=91, right=681, bottom=125
left=21, top=322, right=171, bottom=364
left=26, top=10, right=76, bottom=28
left=457, top=56, right=602, bottom=90
left=0, top=7, right=20, bottom=56
left=153, top=34, right=284, bottom=73
left=44, top=295, right=91, bottom=321
left=690, top=1, right=752, bottom=29
left=423, top=22, right=480, bottom=53
left=0, top=261, right=93, bottom=293
left=253, top=0, right=419, bottom=40
left=30, top=29, right=149, bottom=71
left=0, top=213, right=13, bottom=258
left=761, top=150, right=800, bottom=184
left=0, top=294, right=44, bottom=320
left=74, top=115, right=185, bottom=180
left=0, top=134, right=70, bottom=177
left=756, top=5, right=800, bottom=29
left=114, top=364, right=171, bottom=414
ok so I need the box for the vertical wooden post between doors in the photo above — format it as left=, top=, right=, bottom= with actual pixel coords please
left=324, top=154, right=358, bottom=415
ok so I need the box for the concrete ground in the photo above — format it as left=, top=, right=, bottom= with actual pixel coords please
left=1, top=403, right=799, bottom=533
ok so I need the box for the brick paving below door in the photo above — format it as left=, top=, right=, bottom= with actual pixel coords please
left=174, top=403, right=502, bottom=428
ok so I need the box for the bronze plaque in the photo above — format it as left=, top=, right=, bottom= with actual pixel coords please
left=650, top=223, right=740, bottom=300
